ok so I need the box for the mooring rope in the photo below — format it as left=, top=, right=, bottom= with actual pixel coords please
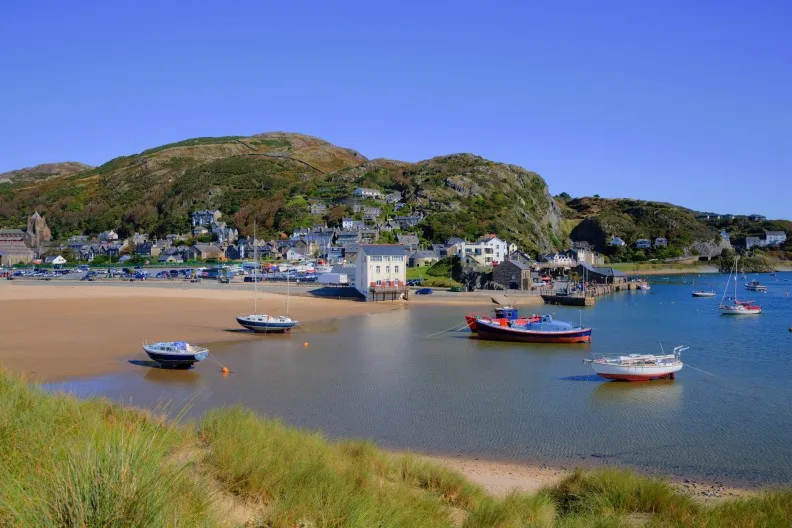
left=422, top=320, right=471, bottom=339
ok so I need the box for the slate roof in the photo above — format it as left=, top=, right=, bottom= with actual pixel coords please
left=360, top=244, right=406, bottom=256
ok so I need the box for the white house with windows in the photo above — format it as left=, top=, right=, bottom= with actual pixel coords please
left=635, top=239, right=652, bottom=249
left=353, top=187, right=383, bottom=199
left=354, top=244, right=407, bottom=299
left=765, top=231, right=787, bottom=246
left=610, top=236, right=626, bottom=247
left=456, top=236, right=509, bottom=266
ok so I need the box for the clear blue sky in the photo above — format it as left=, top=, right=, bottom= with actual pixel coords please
left=1, top=1, right=790, bottom=218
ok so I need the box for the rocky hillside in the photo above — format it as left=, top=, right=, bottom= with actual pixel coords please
left=0, top=133, right=564, bottom=252
left=0, top=162, right=92, bottom=184
left=564, top=197, right=721, bottom=254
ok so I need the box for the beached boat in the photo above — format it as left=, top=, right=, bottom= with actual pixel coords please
left=720, top=257, right=762, bottom=315
left=692, top=290, right=716, bottom=298
left=584, top=345, right=687, bottom=381
left=237, top=221, right=298, bottom=333
left=475, top=315, right=592, bottom=343
left=745, top=279, right=768, bottom=292
left=143, top=341, right=208, bottom=368
left=465, top=306, right=540, bottom=332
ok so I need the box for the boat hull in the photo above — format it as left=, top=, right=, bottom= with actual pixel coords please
left=592, top=363, right=682, bottom=381
left=476, top=322, right=592, bottom=343
left=541, top=294, right=595, bottom=307
left=691, top=292, right=715, bottom=298
left=236, top=317, right=297, bottom=333
left=465, top=314, right=540, bottom=332
left=719, top=306, right=762, bottom=315
left=143, top=348, right=208, bottom=368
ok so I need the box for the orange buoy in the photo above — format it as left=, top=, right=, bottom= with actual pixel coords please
left=221, top=367, right=229, bottom=374
left=303, top=342, right=309, bottom=348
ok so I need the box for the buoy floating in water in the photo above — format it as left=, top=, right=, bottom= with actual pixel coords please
left=303, top=342, right=309, bottom=348
left=221, top=367, right=229, bottom=374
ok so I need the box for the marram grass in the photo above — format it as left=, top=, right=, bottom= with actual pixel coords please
left=1, top=370, right=791, bottom=527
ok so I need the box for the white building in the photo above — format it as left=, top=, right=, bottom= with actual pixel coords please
left=635, top=239, right=652, bottom=249
left=459, top=236, right=509, bottom=266
left=44, top=255, right=67, bottom=265
left=353, top=187, right=383, bottom=200
left=765, top=230, right=787, bottom=246
left=610, top=236, right=626, bottom=247
left=745, top=236, right=762, bottom=249
left=354, top=245, right=407, bottom=299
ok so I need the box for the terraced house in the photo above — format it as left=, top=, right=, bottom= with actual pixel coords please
left=355, top=244, right=407, bottom=301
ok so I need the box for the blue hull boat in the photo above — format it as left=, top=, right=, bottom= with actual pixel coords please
left=236, top=315, right=298, bottom=333
left=143, top=341, right=209, bottom=368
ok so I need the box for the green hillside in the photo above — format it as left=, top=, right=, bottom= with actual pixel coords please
left=565, top=197, right=721, bottom=258
left=0, top=133, right=565, bottom=252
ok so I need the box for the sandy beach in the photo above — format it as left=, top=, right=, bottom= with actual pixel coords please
left=0, top=281, right=402, bottom=381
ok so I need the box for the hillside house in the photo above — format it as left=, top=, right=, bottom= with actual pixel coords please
left=384, top=191, right=402, bottom=204
left=98, top=230, right=119, bottom=242
left=212, top=223, right=238, bottom=244
left=354, top=245, right=407, bottom=301
left=459, top=236, right=509, bottom=266
left=493, top=260, right=531, bottom=290
left=610, top=236, right=626, bottom=247
left=397, top=233, right=420, bottom=252
left=359, top=229, right=378, bottom=244
left=191, top=210, right=222, bottom=227
left=394, top=213, right=424, bottom=230
left=749, top=214, right=767, bottom=222
left=309, top=202, right=328, bottom=215
left=353, top=188, right=383, bottom=199
left=225, top=245, right=243, bottom=260
left=342, top=218, right=364, bottom=231
left=765, top=231, right=787, bottom=246
left=635, top=239, right=652, bottom=249
left=654, top=237, right=668, bottom=248
left=361, top=206, right=381, bottom=221
left=193, top=225, right=209, bottom=237
left=720, top=231, right=730, bottom=242
left=327, top=245, right=345, bottom=263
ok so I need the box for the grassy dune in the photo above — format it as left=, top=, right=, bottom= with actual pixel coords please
left=1, top=371, right=790, bottom=527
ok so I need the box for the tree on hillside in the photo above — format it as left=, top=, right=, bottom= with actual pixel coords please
left=324, top=205, right=345, bottom=228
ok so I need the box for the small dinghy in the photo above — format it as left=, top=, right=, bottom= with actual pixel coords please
left=692, top=290, right=716, bottom=297
left=584, top=345, right=687, bottom=381
left=143, top=341, right=208, bottom=368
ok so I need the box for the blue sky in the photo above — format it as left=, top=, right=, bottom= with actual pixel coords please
left=1, top=1, right=790, bottom=218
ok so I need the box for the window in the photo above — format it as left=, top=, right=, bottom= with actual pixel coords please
left=394, top=265, right=399, bottom=273
left=392, top=255, right=403, bottom=261
left=386, top=265, right=390, bottom=274
left=370, top=256, right=383, bottom=262
left=375, top=265, right=381, bottom=274
left=376, top=279, right=381, bottom=285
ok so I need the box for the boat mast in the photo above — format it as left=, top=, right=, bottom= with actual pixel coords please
left=253, top=220, right=258, bottom=314
left=286, top=261, right=290, bottom=316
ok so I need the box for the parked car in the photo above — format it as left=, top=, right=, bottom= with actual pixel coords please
left=415, top=288, right=433, bottom=295
left=156, top=271, right=169, bottom=278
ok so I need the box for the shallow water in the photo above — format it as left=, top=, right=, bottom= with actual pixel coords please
left=47, top=272, right=792, bottom=485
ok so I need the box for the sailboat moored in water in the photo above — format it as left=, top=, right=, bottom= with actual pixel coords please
left=236, top=222, right=299, bottom=333
left=719, top=257, right=762, bottom=315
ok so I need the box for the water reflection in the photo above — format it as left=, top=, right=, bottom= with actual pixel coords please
left=591, top=379, right=683, bottom=410
left=143, top=367, right=204, bottom=387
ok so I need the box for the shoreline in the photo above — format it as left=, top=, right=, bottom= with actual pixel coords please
left=419, top=452, right=761, bottom=503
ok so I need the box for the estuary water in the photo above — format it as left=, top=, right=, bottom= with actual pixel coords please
left=47, top=272, right=792, bottom=485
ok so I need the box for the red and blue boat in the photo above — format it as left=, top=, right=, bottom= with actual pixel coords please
left=465, top=306, right=540, bottom=332
left=475, top=315, right=592, bottom=343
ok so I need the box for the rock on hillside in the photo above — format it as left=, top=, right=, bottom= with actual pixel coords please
left=567, top=197, right=719, bottom=251
left=0, top=162, right=92, bottom=184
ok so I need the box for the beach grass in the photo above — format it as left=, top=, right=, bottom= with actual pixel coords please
left=2, top=370, right=792, bottom=527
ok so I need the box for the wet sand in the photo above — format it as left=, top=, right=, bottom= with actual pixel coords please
left=0, top=281, right=402, bottom=381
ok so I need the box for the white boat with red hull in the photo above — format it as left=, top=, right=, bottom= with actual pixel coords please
left=719, top=257, right=762, bottom=315
left=584, top=345, right=687, bottom=382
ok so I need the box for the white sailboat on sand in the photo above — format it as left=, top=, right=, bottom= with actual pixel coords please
left=719, top=257, right=762, bottom=315
left=236, top=221, right=299, bottom=333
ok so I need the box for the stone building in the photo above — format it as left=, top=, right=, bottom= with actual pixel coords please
left=24, top=212, right=52, bottom=248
